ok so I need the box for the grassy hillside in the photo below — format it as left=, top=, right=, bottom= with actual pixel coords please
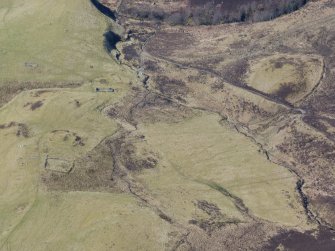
left=0, top=1, right=155, bottom=250
left=0, top=0, right=120, bottom=83
left=138, top=113, right=307, bottom=226
left=1, top=0, right=333, bottom=250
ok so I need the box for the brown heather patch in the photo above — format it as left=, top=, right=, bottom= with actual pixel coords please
left=0, top=121, right=29, bottom=138
left=262, top=227, right=335, bottom=251
left=30, top=100, right=44, bottom=110
left=155, top=76, right=189, bottom=99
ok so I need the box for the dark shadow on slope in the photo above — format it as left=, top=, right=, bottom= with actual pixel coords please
left=90, top=0, right=116, bottom=20
left=104, top=30, right=121, bottom=52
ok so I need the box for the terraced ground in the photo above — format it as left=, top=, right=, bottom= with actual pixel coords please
left=0, top=0, right=335, bottom=250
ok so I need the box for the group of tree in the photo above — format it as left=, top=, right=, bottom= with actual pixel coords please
left=120, top=0, right=309, bottom=25
left=168, top=0, right=309, bottom=25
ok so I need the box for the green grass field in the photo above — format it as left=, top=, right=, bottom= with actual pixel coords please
left=138, top=113, right=309, bottom=227
left=0, top=0, right=317, bottom=250
left=0, top=1, right=159, bottom=250
left=246, top=54, right=323, bottom=103
left=0, top=0, right=119, bottom=83
left=0, top=81, right=140, bottom=249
